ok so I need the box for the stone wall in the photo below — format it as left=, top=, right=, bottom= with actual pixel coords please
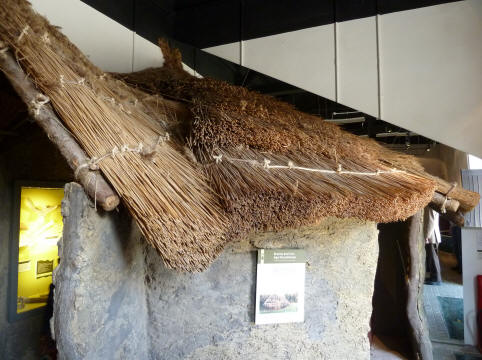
left=56, top=183, right=379, bottom=360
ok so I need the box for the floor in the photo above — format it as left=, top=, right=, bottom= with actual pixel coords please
left=423, top=250, right=482, bottom=360
left=423, top=251, right=464, bottom=342
left=371, top=250, right=482, bottom=359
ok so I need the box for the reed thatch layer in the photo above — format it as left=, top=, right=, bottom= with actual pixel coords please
left=117, top=43, right=438, bottom=236
left=0, top=0, right=227, bottom=271
left=0, top=1, right=459, bottom=272
left=198, top=147, right=435, bottom=240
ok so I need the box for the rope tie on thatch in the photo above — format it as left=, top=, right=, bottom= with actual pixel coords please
left=74, top=134, right=170, bottom=178
left=29, top=93, right=50, bottom=115
left=212, top=153, right=406, bottom=177
left=441, top=182, right=457, bottom=213
left=41, top=32, right=50, bottom=45
left=0, top=47, right=8, bottom=59
left=213, top=154, right=223, bottom=164
left=60, top=74, right=85, bottom=87
left=102, top=96, right=132, bottom=115
left=17, top=26, right=29, bottom=42
left=0, top=42, right=8, bottom=59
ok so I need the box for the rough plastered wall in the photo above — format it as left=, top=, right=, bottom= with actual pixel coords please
left=54, top=183, right=149, bottom=359
left=56, top=183, right=379, bottom=360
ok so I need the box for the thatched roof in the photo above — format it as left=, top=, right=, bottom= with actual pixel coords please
left=0, top=0, right=479, bottom=271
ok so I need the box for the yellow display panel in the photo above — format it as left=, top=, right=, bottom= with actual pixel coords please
left=16, top=187, right=63, bottom=313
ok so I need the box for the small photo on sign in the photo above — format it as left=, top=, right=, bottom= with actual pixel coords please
left=255, top=249, right=305, bottom=325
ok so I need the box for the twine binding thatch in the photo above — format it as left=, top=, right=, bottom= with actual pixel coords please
left=3, top=1, right=472, bottom=272
left=0, top=0, right=227, bottom=271
left=117, top=46, right=438, bottom=241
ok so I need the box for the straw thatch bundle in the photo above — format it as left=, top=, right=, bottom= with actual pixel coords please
left=1, top=1, right=477, bottom=272
left=0, top=0, right=227, bottom=271
left=117, top=44, right=438, bottom=240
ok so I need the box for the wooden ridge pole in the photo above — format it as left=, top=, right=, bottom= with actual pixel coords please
left=0, top=50, right=120, bottom=211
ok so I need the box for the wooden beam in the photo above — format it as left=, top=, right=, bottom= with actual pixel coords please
left=430, top=191, right=460, bottom=214
left=433, top=178, right=479, bottom=213
left=0, top=51, right=120, bottom=211
left=406, top=211, right=433, bottom=360
left=439, top=210, right=465, bottom=227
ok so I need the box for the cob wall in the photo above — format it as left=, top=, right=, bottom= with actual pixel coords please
left=55, top=183, right=379, bottom=360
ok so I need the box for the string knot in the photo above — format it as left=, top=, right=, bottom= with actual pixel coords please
left=288, top=161, right=294, bottom=169
left=111, top=146, right=119, bottom=157
left=336, top=164, right=342, bottom=173
left=441, top=182, right=457, bottom=214
left=376, top=169, right=381, bottom=176
left=17, top=26, right=29, bottom=42
left=0, top=43, right=8, bottom=59
left=88, top=157, right=99, bottom=171
left=441, top=197, right=448, bottom=214
left=41, top=32, right=50, bottom=45
left=29, top=93, right=50, bottom=116
left=60, top=75, right=86, bottom=87
left=213, top=154, right=223, bottom=164
left=263, top=159, right=271, bottom=169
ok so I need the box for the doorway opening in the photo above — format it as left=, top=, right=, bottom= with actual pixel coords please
left=423, top=218, right=464, bottom=343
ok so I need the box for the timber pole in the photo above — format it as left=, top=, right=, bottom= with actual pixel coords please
left=406, top=211, right=433, bottom=360
left=0, top=50, right=120, bottom=211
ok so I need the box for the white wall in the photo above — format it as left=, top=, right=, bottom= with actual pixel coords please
left=378, top=0, right=482, bottom=160
left=28, top=0, right=482, bottom=157
left=336, top=16, right=379, bottom=117
left=469, top=155, right=482, bottom=170
left=242, top=25, right=336, bottom=101
left=29, top=0, right=198, bottom=75
left=203, top=1, right=482, bottom=159
left=462, top=227, right=482, bottom=345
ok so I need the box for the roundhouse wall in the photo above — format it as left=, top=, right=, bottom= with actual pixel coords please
left=55, top=182, right=379, bottom=360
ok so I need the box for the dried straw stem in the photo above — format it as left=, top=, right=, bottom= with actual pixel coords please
left=0, top=50, right=119, bottom=211
left=199, top=147, right=436, bottom=240
left=118, top=45, right=440, bottom=230
left=0, top=0, right=227, bottom=271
